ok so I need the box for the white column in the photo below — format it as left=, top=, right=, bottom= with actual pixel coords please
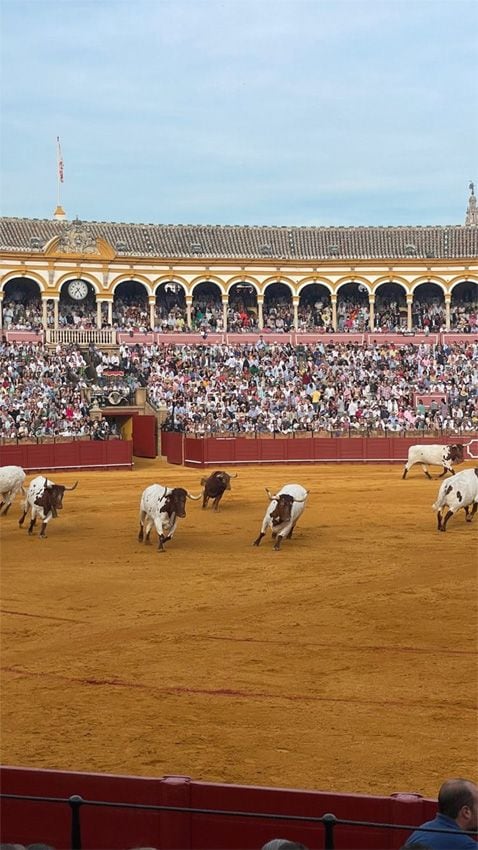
left=445, top=297, right=451, bottom=331
left=0, top=296, right=3, bottom=330
left=149, top=298, right=156, bottom=329
left=292, top=298, right=299, bottom=331
left=407, top=296, right=413, bottom=331
left=186, top=298, right=192, bottom=329
left=368, top=296, right=375, bottom=331
left=108, top=300, right=113, bottom=326
left=53, top=299, right=59, bottom=329
left=222, top=296, right=228, bottom=332
left=257, top=299, right=264, bottom=330
left=331, top=296, right=337, bottom=331
left=97, top=300, right=102, bottom=328
left=42, top=298, right=48, bottom=328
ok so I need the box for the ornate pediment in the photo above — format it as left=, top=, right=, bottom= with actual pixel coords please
left=44, top=219, right=115, bottom=259
left=57, top=219, right=99, bottom=254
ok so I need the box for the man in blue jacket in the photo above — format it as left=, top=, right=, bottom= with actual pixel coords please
left=405, top=778, right=478, bottom=848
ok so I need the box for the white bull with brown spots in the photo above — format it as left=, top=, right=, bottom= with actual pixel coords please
left=0, top=465, right=26, bottom=516
left=138, top=483, right=201, bottom=552
left=402, top=443, right=465, bottom=480
left=432, top=467, right=478, bottom=531
left=19, top=475, right=78, bottom=538
left=253, top=483, right=309, bottom=551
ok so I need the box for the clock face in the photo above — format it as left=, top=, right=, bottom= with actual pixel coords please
left=67, top=279, right=89, bottom=301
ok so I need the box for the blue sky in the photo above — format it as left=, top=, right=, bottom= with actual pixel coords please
left=1, top=0, right=476, bottom=226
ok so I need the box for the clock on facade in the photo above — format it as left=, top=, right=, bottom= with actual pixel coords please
left=67, top=279, right=89, bottom=300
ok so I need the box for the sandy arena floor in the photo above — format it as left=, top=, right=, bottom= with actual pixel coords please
left=1, top=460, right=477, bottom=798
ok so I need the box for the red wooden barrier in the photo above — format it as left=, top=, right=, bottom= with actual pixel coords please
left=0, top=765, right=437, bottom=850
left=0, top=440, right=133, bottom=471
left=160, top=434, right=478, bottom=468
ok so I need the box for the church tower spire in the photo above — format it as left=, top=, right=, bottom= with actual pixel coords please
left=465, top=181, right=478, bottom=225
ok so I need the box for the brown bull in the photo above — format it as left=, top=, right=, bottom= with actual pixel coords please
left=200, top=470, right=238, bottom=511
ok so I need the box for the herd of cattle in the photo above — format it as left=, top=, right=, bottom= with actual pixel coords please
left=0, top=444, right=477, bottom=548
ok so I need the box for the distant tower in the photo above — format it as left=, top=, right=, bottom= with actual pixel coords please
left=465, top=181, right=478, bottom=225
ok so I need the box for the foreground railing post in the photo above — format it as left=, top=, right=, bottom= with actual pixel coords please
left=322, top=812, right=337, bottom=850
left=69, top=794, right=83, bottom=850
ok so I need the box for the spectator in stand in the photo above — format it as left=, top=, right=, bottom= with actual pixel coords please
left=113, top=296, right=150, bottom=332
left=297, top=295, right=332, bottom=332
left=404, top=779, right=478, bottom=849
left=1, top=339, right=477, bottom=439
left=58, top=291, right=97, bottom=329
left=191, top=298, right=223, bottom=332
left=263, top=300, right=293, bottom=332
left=2, top=298, right=43, bottom=331
left=451, top=302, right=478, bottom=332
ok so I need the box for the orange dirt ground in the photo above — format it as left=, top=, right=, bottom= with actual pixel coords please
left=1, top=460, right=477, bottom=798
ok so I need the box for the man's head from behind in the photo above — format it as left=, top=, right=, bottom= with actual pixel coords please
left=438, top=779, right=478, bottom=832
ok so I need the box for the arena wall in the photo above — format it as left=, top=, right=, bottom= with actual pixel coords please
left=0, top=765, right=437, bottom=850
left=0, top=439, right=133, bottom=471
left=161, top=433, right=478, bottom=467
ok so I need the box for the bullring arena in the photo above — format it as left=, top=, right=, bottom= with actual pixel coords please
left=1, top=458, right=476, bottom=799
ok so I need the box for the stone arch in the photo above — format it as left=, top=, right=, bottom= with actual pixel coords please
left=154, top=280, right=187, bottom=331
left=410, top=276, right=447, bottom=295
left=297, top=276, right=333, bottom=296
left=153, top=274, right=189, bottom=294
left=58, top=276, right=99, bottom=329
left=263, top=281, right=293, bottom=332
left=225, top=275, right=260, bottom=296
left=449, top=279, right=478, bottom=331
left=262, top=277, right=295, bottom=297
left=449, top=274, right=478, bottom=292
left=1, top=275, right=43, bottom=330
left=190, top=275, right=226, bottom=296
left=191, top=281, right=223, bottom=332
left=110, top=275, right=152, bottom=296
left=411, top=282, right=445, bottom=332
left=336, top=281, right=370, bottom=332
left=227, top=281, right=259, bottom=331
left=297, top=283, right=332, bottom=331
left=373, top=281, right=408, bottom=331
left=371, top=275, right=410, bottom=296
left=1, top=270, right=47, bottom=293
left=112, top=279, right=150, bottom=330
left=56, top=271, right=102, bottom=294
left=336, top=275, right=372, bottom=295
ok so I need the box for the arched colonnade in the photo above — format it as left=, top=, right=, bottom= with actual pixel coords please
left=1, top=273, right=477, bottom=333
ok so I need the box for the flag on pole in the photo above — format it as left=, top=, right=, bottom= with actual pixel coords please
left=57, top=136, right=64, bottom=183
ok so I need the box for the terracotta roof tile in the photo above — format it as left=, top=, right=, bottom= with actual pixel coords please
left=1, top=218, right=477, bottom=260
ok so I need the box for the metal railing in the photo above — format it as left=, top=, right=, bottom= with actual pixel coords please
left=2, top=791, right=475, bottom=850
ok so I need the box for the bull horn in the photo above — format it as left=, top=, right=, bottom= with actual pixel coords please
left=64, top=481, right=79, bottom=491
left=230, top=472, right=238, bottom=479
left=186, top=491, right=202, bottom=500
left=292, top=495, right=308, bottom=503
left=265, top=488, right=278, bottom=500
